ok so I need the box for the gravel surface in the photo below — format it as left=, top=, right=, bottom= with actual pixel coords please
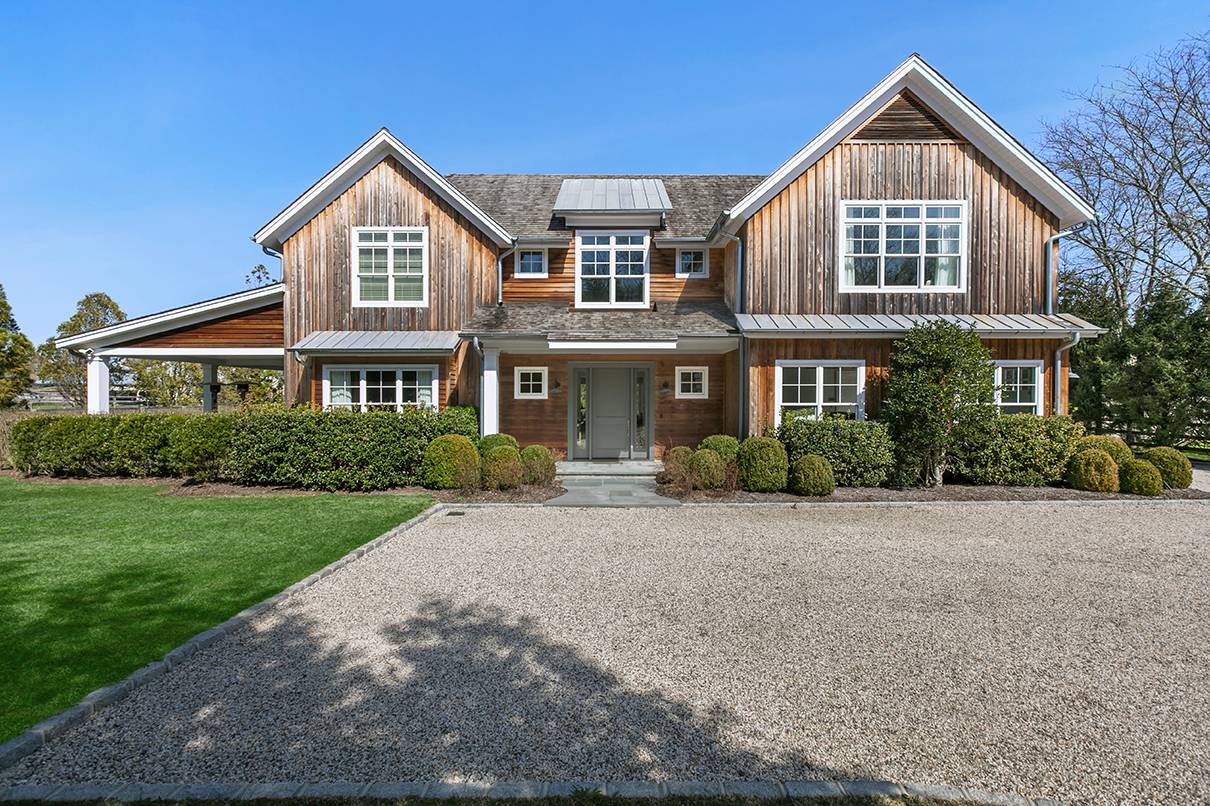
left=5, top=502, right=1209, bottom=804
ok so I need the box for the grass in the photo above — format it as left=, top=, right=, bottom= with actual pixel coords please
left=0, top=477, right=430, bottom=742
left=1179, top=443, right=1210, bottom=463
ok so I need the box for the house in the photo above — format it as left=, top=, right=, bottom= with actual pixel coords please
left=57, top=55, right=1103, bottom=460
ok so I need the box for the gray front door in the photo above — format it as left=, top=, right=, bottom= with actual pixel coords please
left=589, top=367, right=632, bottom=459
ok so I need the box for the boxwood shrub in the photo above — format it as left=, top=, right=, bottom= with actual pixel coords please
left=775, top=414, right=894, bottom=487
left=520, top=444, right=556, bottom=486
left=951, top=414, right=1084, bottom=487
left=482, top=445, right=523, bottom=490
left=737, top=436, right=788, bottom=492
left=789, top=454, right=835, bottom=496
left=478, top=433, right=518, bottom=455
left=422, top=434, right=481, bottom=490
left=1066, top=448, right=1119, bottom=493
left=1075, top=434, right=1132, bottom=466
left=697, top=434, right=739, bottom=463
left=1119, top=458, right=1163, bottom=496
left=689, top=448, right=726, bottom=490
left=1138, top=447, right=1193, bottom=489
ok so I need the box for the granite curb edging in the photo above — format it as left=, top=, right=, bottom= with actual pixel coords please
left=0, top=503, right=450, bottom=775
left=0, top=778, right=1059, bottom=804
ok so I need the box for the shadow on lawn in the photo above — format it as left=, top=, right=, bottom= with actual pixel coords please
left=9, top=594, right=861, bottom=783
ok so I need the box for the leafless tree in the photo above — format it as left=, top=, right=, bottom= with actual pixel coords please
left=1044, top=33, right=1210, bottom=314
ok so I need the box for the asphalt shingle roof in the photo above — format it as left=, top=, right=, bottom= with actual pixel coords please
left=445, top=174, right=765, bottom=239
left=461, top=302, right=738, bottom=339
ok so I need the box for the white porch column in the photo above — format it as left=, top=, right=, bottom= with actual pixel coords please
left=85, top=356, right=110, bottom=414
left=201, top=363, right=219, bottom=412
left=481, top=348, right=500, bottom=436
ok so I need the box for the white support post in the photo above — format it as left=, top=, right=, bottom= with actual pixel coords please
left=481, top=348, right=500, bottom=437
left=86, top=356, right=110, bottom=414
left=201, top=363, right=219, bottom=412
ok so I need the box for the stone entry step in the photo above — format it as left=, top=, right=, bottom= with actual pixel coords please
left=546, top=476, right=679, bottom=508
left=555, top=460, right=663, bottom=477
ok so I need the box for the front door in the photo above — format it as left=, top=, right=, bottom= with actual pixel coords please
left=569, top=365, right=652, bottom=460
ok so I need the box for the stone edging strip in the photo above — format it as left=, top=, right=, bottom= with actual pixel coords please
left=0, top=503, right=450, bottom=774
left=0, top=778, right=1060, bottom=804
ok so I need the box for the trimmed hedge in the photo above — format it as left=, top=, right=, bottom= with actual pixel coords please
left=1066, top=448, right=1119, bottom=493
left=789, top=454, right=835, bottom=496
left=11, top=406, right=481, bottom=491
left=422, top=434, right=481, bottom=490
left=1139, top=447, right=1193, bottom=489
left=520, top=444, right=556, bottom=486
left=478, top=433, right=518, bottom=455
left=1119, top=458, right=1163, bottom=496
left=776, top=414, right=894, bottom=487
left=697, top=435, right=739, bottom=463
left=1075, top=435, right=1133, bottom=466
left=482, top=445, right=523, bottom=490
left=737, top=436, right=788, bottom=492
left=689, top=448, right=726, bottom=490
left=952, top=415, right=1085, bottom=487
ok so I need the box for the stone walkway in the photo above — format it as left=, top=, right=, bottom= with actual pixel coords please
left=545, top=475, right=678, bottom=507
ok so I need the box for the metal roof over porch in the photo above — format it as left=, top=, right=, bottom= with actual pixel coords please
left=290, top=330, right=461, bottom=354
left=735, top=312, right=1105, bottom=338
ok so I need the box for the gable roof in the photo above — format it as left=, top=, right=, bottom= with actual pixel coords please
left=447, top=174, right=763, bottom=240
left=252, top=129, right=513, bottom=251
left=721, top=54, right=1096, bottom=231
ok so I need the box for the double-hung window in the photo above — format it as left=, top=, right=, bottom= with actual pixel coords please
left=840, top=202, right=964, bottom=292
left=994, top=361, right=1043, bottom=415
left=352, top=227, right=428, bottom=307
left=323, top=365, right=439, bottom=411
left=576, top=232, right=649, bottom=308
left=774, top=360, right=865, bottom=427
left=675, top=248, right=709, bottom=279
left=515, top=249, right=548, bottom=279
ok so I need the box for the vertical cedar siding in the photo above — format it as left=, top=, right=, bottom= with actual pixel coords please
left=739, top=140, right=1060, bottom=316
left=281, top=156, right=498, bottom=404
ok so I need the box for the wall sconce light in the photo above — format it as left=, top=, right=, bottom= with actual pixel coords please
left=551, top=381, right=562, bottom=394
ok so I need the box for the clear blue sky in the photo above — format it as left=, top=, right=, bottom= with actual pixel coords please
left=1, top=0, right=1206, bottom=343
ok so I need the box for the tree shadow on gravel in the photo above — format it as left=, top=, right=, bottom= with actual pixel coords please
left=7, top=594, right=861, bottom=784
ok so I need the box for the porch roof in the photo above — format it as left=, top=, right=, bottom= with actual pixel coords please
left=290, top=330, right=461, bottom=355
left=735, top=312, right=1105, bottom=338
left=461, top=302, right=738, bottom=340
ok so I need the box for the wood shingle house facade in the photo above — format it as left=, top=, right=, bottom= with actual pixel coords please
left=59, top=55, right=1103, bottom=460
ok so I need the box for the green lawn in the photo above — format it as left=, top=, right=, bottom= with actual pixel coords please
left=0, top=477, right=430, bottom=741
left=1180, top=444, right=1210, bottom=463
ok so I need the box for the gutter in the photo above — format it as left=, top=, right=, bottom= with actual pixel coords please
left=718, top=230, right=747, bottom=438
left=1054, top=332, right=1081, bottom=416
left=1044, top=225, right=1084, bottom=315
left=497, top=245, right=516, bottom=306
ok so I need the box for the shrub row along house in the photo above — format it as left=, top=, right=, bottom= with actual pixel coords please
left=57, top=55, right=1103, bottom=461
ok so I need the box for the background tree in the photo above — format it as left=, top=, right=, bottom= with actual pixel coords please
left=0, top=285, right=35, bottom=407
left=36, top=293, right=126, bottom=409
left=881, top=322, right=997, bottom=487
left=245, top=263, right=275, bottom=287
left=128, top=360, right=202, bottom=408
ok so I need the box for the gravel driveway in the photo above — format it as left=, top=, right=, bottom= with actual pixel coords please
left=5, top=502, right=1209, bottom=804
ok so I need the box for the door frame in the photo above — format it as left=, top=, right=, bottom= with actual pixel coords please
left=566, top=361, right=656, bottom=461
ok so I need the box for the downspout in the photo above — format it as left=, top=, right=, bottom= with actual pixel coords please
left=1054, top=332, right=1081, bottom=416
left=718, top=230, right=746, bottom=438
left=496, top=245, right=516, bottom=306
left=1044, top=226, right=1082, bottom=315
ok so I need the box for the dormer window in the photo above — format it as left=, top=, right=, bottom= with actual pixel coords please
left=515, top=249, right=548, bottom=278
left=675, top=248, right=709, bottom=279
left=840, top=202, right=965, bottom=293
left=352, top=227, right=428, bottom=307
left=575, top=231, right=649, bottom=308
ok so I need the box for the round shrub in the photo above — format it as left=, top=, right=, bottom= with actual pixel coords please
left=478, top=432, right=519, bottom=456
left=1066, top=448, right=1119, bottom=493
left=1075, top=435, right=1132, bottom=467
left=688, top=448, right=726, bottom=490
left=1119, top=458, right=1163, bottom=496
left=1139, top=447, right=1193, bottom=489
left=737, top=436, right=788, bottom=492
left=482, top=445, right=523, bottom=490
left=520, top=444, right=556, bottom=486
left=661, top=445, right=694, bottom=488
left=776, top=415, right=895, bottom=487
left=697, top=434, right=739, bottom=463
left=789, top=454, right=835, bottom=496
left=421, top=434, right=481, bottom=490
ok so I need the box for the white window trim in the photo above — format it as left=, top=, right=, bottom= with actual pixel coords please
left=837, top=200, right=967, bottom=294
left=675, top=366, right=709, bottom=399
left=993, top=359, right=1044, bottom=415
left=350, top=226, right=430, bottom=308
left=513, top=366, right=549, bottom=400
left=773, top=359, right=866, bottom=429
left=674, top=247, right=710, bottom=279
left=321, top=364, right=440, bottom=411
left=514, top=248, right=549, bottom=279
left=574, top=230, right=650, bottom=309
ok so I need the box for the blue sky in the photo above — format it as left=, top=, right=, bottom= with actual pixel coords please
left=1, top=0, right=1206, bottom=343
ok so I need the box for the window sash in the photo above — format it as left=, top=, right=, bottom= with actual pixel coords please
left=575, top=232, right=649, bottom=307
left=513, top=366, right=548, bottom=399
left=675, top=249, right=709, bottom=278
left=516, top=249, right=547, bottom=277
left=352, top=227, right=428, bottom=307
left=675, top=366, right=708, bottom=399
left=839, top=202, right=964, bottom=292
left=994, top=362, right=1043, bottom=415
left=323, top=365, right=438, bottom=411
left=775, top=362, right=865, bottom=426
